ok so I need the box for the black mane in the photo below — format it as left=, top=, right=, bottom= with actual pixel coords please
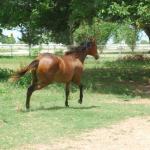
left=65, top=41, right=91, bottom=55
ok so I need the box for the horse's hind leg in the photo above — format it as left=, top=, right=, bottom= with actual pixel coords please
left=65, top=83, right=70, bottom=107
left=26, top=70, right=37, bottom=109
left=78, top=84, right=83, bottom=104
left=26, top=82, right=48, bottom=109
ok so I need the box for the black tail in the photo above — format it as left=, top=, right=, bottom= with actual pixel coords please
left=10, top=60, right=39, bottom=81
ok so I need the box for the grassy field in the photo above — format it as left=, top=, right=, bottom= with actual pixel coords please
left=1, top=55, right=150, bottom=149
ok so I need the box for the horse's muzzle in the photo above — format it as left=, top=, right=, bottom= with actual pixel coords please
left=95, top=55, right=99, bottom=60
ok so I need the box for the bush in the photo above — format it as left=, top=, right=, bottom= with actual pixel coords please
left=0, top=68, right=13, bottom=81
left=15, top=73, right=32, bottom=87
left=0, top=68, right=31, bottom=87
left=118, top=54, right=150, bottom=61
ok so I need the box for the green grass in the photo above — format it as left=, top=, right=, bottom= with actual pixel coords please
left=0, top=56, right=33, bottom=69
left=1, top=56, right=150, bottom=149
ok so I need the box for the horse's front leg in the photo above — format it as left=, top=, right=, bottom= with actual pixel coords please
left=65, top=83, right=70, bottom=107
left=78, top=84, right=83, bottom=104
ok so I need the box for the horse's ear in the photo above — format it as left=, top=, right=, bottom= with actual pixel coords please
left=88, top=37, right=96, bottom=42
left=92, top=37, right=96, bottom=42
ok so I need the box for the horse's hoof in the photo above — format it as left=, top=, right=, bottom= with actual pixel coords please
left=25, top=109, right=30, bottom=112
left=26, top=107, right=30, bottom=112
left=65, top=104, right=69, bottom=107
left=65, top=103, right=69, bottom=107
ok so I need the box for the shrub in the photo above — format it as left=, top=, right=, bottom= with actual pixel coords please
left=118, top=54, right=150, bottom=61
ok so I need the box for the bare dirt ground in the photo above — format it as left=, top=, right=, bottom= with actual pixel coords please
left=21, top=116, right=150, bottom=150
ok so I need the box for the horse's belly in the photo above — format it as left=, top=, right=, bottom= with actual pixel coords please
left=53, top=71, right=73, bottom=83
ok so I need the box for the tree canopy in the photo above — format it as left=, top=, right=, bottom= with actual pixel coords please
left=73, top=20, right=116, bottom=46
left=98, top=0, right=150, bottom=41
left=0, top=0, right=149, bottom=44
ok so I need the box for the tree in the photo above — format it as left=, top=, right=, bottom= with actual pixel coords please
left=0, top=0, right=149, bottom=44
left=125, top=27, right=138, bottom=52
left=7, top=34, right=16, bottom=44
left=73, top=19, right=116, bottom=52
left=98, top=0, right=150, bottom=42
left=113, top=24, right=139, bottom=52
left=0, top=33, right=16, bottom=44
left=0, top=0, right=73, bottom=44
left=0, top=0, right=102, bottom=44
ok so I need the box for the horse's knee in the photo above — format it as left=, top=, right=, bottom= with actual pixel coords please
left=28, top=85, right=34, bottom=91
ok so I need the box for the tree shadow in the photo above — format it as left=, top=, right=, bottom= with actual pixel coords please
left=82, top=66, right=150, bottom=98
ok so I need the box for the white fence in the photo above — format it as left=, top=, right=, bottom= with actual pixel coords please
left=0, top=43, right=150, bottom=56
left=103, top=44, right=150, bottom=53
left=0, top=43, right=67, bottom=56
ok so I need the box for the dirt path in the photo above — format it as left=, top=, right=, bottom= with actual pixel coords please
left=21, top=117, right=150, bottom=150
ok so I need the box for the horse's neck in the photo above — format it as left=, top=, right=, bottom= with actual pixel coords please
left=64, top=51, right=87, bottom=63
left=75, top=51, right=87, bottom=63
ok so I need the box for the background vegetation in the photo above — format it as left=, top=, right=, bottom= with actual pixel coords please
left=0, top=0, right=149, bottom=45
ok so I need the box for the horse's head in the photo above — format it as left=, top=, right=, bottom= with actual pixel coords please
left=84, top=38, right=99, bottom=60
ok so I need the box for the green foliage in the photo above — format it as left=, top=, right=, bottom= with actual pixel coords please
left=70, top=0, right=100, bottom=24
left=0, top=34, right=16, bottom=44
left=113, top=24, right=139, bottom=51
left=0, top=68, right=13, bottom=81
left=15, top=73, right=32, bottom=87
left=0, top=0, right=149, bottom=44
left=137, top=1, right=150, bottom=24
left=73, top=20, right=116, bottom=47
left=31, top=47, right=42, bottom=56
left=98, top=0, right=150, bottom=40
left=108, top=1, right=130, bottom=19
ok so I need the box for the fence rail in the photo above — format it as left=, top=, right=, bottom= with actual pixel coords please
left=0, top=43, right=150, bottom=56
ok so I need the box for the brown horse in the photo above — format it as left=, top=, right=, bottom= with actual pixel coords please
left=11, top=38, right=99, bottom=109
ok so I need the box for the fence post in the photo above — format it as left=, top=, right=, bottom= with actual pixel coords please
left=28, top=45, right=31, bottom=57
left=10, top=45, right=13, bottom=57
left=39, top=44, right=42, bottom=55
left=48, top=43, right=50, bottom=53
left=119, top=44, right=123, bottom=58
left=53, top=44, right=56, bottom=54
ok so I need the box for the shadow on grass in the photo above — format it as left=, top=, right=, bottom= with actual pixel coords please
left=82, top=67, right=150, bottom=98
left=20, top=106, right=100, bottom=112
left=103, top=58, right=150, bottom=69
